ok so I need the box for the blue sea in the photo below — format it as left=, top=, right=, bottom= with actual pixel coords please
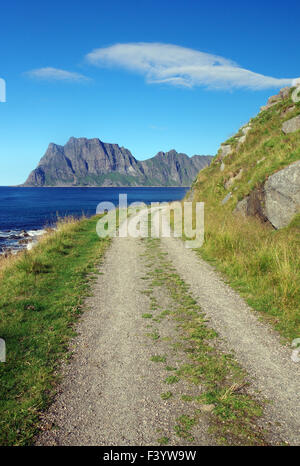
left=0, top=186, right=188, bottom=253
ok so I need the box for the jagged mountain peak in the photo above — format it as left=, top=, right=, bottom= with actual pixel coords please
left=23, top=137, right=213, bottom=187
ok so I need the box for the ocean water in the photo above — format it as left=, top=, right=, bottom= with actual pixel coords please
left=0, top=186, right=189, bottom=253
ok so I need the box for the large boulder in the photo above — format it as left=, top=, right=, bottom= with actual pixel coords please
left=282, top=115, right=300, bottom=134
left=264, top=160, right=300, bottom=229
left=234, top=161, right=300, bottom=229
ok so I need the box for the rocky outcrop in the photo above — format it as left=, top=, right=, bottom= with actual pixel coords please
left=23, top=137, right=212, bottom=187
left=260, top=87, right=291, bottom=112
left=224, top=169, right=243, bottom=190
left=234, top=187, right=269, bottom=224
left=282, top=115, right=300, bottom=134
left=264, top=160, right=300, bottom=228
left=281, top=105, right=296, bottom=117
left=219, top=145, right=232, bottom=160
left=216, top=123, right=253, bottom=164
left=235, top=161, right=300, bottom=229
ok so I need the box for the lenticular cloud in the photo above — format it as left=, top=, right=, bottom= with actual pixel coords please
left=86, top=42, right=293, bottom=90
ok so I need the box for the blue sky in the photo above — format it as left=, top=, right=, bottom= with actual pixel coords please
left=0, top=0, right=299, bottom=185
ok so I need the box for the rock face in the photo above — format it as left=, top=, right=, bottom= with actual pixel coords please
left=235, top=161, right=300, bottom=229
left=260, top=87, right=291, bottom=112
left=234, top=187, right=269, bottom=224
left=282, top=115, right=300, bottom=134
left=216, top=123, right=253, bottom=163
left=23, top=137, right=213, bottom=187
left=224, top=169, right=243, bottom=190
left=140, top=150, right=211, bottom=186
left=264, top=160, right=300, bottom=229
left=219, top=145, right=232, bottom=159
left=215, top=84, right=300, bottom=229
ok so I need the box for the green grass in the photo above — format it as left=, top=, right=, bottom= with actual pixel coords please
left=0, top=216, right=109, bottom=446
left=161, top=391, right=173, bottom=400
left=157, top=436, right=170, bottom=445
left=174, top=415, right=197, bottom=442
left=197, top=214, right=300, bottom=340
left=164, top=375, right=179, bottom=385
left=146, top=330, right=160, bottom=340
left=150, top=355, right=166, bottom=363
left=165, top=365, right=177, bottom=371
left=181, top=395, right=194, bottom=402
left=180, top=90, right=300, bottom=341
left=142, top=237, right=266, bottom=445
left=193, top=89, right=300, bottom=209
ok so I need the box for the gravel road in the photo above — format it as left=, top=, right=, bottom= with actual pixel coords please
left=36, top=208, right=300, bottom=446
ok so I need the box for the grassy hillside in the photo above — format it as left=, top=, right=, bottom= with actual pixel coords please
left=189, top=88, right=300, bottom=341
left=193, top=88, right=300, bottom=206
left=0, top=217, right=109, bottom=445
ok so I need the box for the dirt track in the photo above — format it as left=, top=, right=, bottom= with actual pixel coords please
left=36, top=208, right=300, bottom=446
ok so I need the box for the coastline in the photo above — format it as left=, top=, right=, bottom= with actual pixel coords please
left=0, top=228, right=53, bottom=257
left=14, top=185, right=192, bottom=188
left=0, top=186, right=189, bottom=255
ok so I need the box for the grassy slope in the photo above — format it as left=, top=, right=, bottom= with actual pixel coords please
left=0, top=216, right=109, bottom=446
left=190, top=89, right=300, bottom=341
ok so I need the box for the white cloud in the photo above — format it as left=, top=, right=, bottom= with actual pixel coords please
left=86, top=42, right=294, bottom=90
left=25, top=67, right=90, bottom=82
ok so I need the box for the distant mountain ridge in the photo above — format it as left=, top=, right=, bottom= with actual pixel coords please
left=23, top=137, right=213, bottom=187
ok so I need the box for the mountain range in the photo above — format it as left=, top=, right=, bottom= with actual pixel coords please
left=23, top=137, right=212, bottom=187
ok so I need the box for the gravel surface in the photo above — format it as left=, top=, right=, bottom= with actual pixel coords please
left=36, top=234, right=213, bottom=446
left=160, top=232, right=300, bottom=446
left=36, top=208, right=300, bottom=445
